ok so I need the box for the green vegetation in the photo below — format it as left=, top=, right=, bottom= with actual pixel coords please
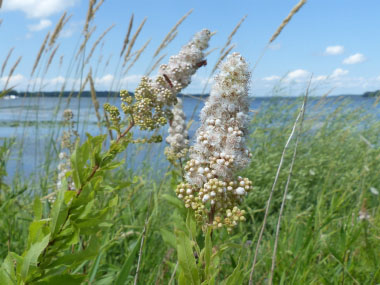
left=1, top=97, right=379, bottom=283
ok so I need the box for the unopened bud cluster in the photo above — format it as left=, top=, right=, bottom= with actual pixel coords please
left=165, top=98, right=189, bottom=162
left=105, top=29, right=211, bottom=135
left=176, top=53, right=253, bottom=232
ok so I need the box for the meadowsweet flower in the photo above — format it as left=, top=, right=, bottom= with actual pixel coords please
left=110, top=29, right=211, bottom=134
left=165, top=98, right=189, bottom=162
left=177, top=53, right=253, bottom=232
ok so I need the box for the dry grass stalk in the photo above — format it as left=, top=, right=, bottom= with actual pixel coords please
left=45, top=44, right=60, bottom=73
left=104, top=54, right=113, bottom=69
left=85, top=24, right=115, bottom=65
left=269, top=81, right=310, bottom=285
left=269, top=0, right=307, bottom=43
left=252, top=0, right=307, bottom=74
left=152, top=9, right=193, bottom=58
left=220, top=15, right=247, bottom=55
left=4, top=56, right=22, bottom=90
left=31, top=32, right=50, bottom=76
left=120, top=14, right=134, bottom=57
left=83, top=0, right=96, bottom=34
left=49, top=12, right=70, bottom=48
left=146, top=53, right=166, bottom=76
left=0, top=1, right=2, bottom=9
left=59, top=55, right=64, bottom=69
left=76, top=26, right=97, bottom=59
left=88, top=72, right=102, bottom=130
left=204, top=47, right=218, bottom=57
left=123, top=17, right=147, bottom=64
left=0, top=19, right=2, bottom=27
left=124, top=39, right=151, bottom=74
left=92, top=0, right=104, bottom=17
left=1, top=47, right=14, bottom=77
left=248, top=92, right=306, bottom=285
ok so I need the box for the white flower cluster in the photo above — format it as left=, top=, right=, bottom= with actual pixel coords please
left=155, top=29, right=211, bottom=103
left=186, top=52, right=252, bottom=186
left=165, top=98, right=189, bottom=161
left=177, top=53, right=253, bottom=231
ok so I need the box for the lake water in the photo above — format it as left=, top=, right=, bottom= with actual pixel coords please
left=0, top=94, right=379, bottom=181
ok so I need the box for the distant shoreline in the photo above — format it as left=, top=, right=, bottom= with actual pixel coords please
left=2, top=90, right=380, bottom=98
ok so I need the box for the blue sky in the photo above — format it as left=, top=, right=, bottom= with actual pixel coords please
left=1, top=0, right=380, bottom=96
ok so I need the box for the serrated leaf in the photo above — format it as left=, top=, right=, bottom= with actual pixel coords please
left=47, top=237, right=100, bottom=269
left=50, top=181, right=68, bottom=237
left=175, top=230, right=200, bottom=285
left=0, top=254, right=17, bottom=284
left=21, top=234, right=50, bottom=281
left=27, top=220, right=48, bottom=247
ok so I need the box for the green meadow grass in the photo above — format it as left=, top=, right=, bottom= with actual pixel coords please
left=1, top=97, right=379, bottom=284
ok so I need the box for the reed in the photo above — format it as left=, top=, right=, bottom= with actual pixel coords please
left=152, top=9, right=193, bottom=58
left=85, top=24, right=115, bottom=65
left=48, top=12, right=71, bottom=49
left=269, top=0, right=307, bottom=44
left=1, top=47, right=14, bottom=77
left=120, top=14, right=134, bottom=57
left=3, top=56, right=21, bottom=90
left=123, top=17, right=147, bottom=66
left=88, top=72, right=102, bottom=131
left=31, top=32, right=50, bottom=76
left=45, top=44, right=60, bottom=73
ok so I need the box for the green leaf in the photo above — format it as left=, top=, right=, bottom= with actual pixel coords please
left=50, top=181, right=69, bottom=237
left=115, top=234, right=142, bottom=285
left=162, top=194, right=186, bottom=216
left=27, top=220, right=49, bottom=247
left=160, top=228, right=177, bottom=249
left=21, top=234, right=50, bottom=281
left=175, top=230, right=200, bottom=285
left=186, top=211, right=197, bottom=244
left=0, top=254, right=17, bottom=284
left=33, top=197, right=43, bottom=220
left=204, top=228, right=212, bottom=278
left=47, top=237, right=100, bottom=269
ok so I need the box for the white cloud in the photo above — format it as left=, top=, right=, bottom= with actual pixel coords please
left=0, top=74, right=26, bottom=87
left=95, top=74, right=114, bottom=86
left=3, top=0, right=78, bottom=18
left=343, top=53, right=366, bottom=65
left=263, top=75, right=280, bottom=81
left=286, top=69, right=310, bottom=81
left=27, top=19, right=52, bottom=31
left=331, top=68, right=348, bottom=78
left=314, top=75, right=327, bottom=81
left=324, top=45, right=344, bottom=55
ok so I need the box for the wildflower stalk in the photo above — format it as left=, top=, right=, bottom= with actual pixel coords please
left=176, top=52, right=253, bottom=232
